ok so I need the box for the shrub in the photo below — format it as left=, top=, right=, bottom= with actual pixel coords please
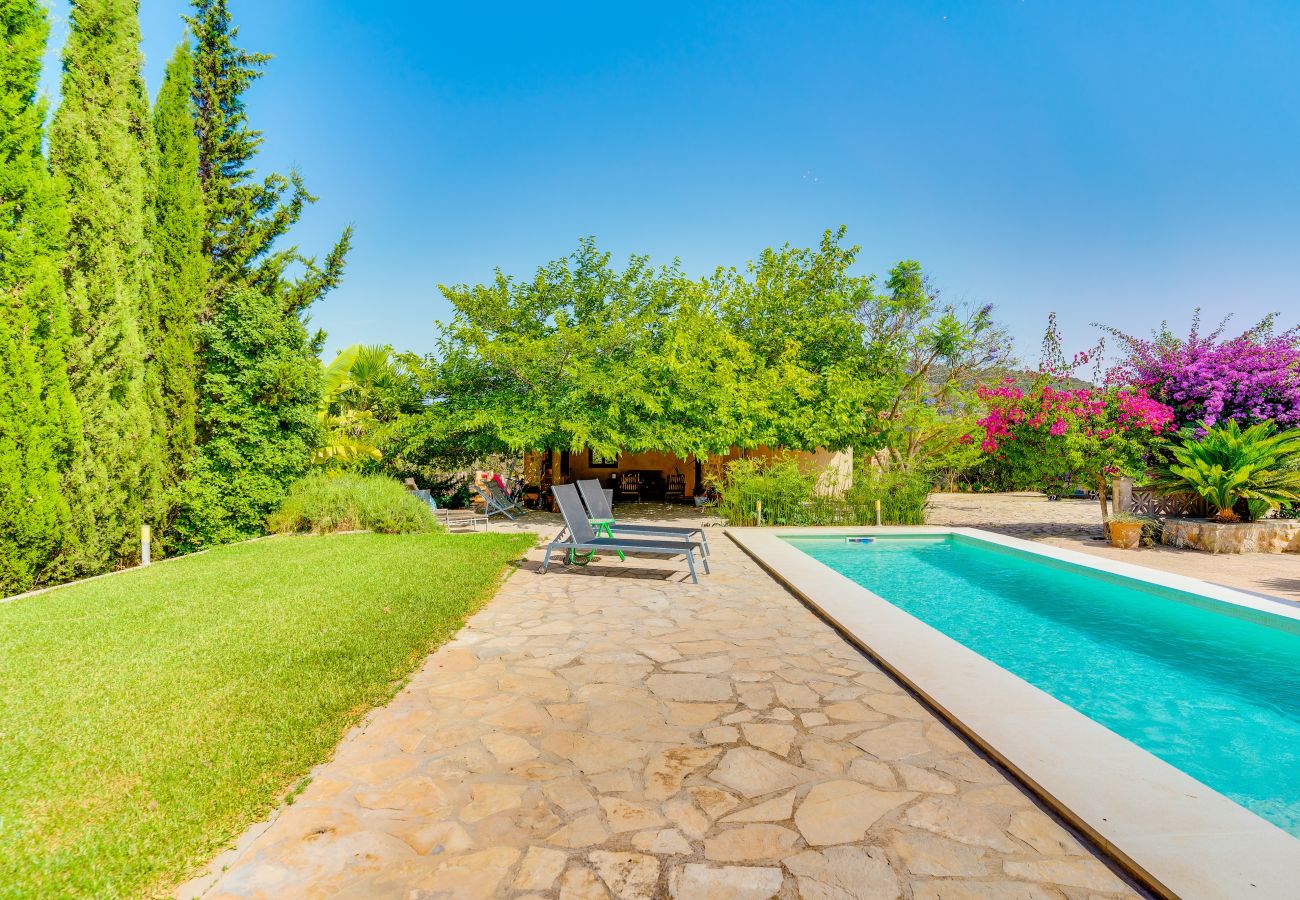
left=713, top=456, right=929, bottom=526
left=1106, top=319, right=1300, bottom=430
left=268, top=473, right=440, bottom=535
left=971, top=382, right=1174, bottom=520
left=844, top=465, right=930, bottom=525
left=1149, top=419, right=1300, bottom=523
left=713, top=457, right=816, bottom=526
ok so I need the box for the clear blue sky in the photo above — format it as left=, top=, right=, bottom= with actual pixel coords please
left=43, top=1, right=1300, bottom=362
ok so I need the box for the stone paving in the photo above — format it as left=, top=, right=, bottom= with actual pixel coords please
left=192, top=508, right=1140, bottom=900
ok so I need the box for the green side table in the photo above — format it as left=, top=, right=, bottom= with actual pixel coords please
left=568, top=518, right=625, bottom=564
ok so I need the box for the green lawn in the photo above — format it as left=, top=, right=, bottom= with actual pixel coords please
left=0, top=531, right=534, bottom=898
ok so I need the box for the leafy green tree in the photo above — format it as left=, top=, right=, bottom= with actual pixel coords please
left=432, top=231, right=887, bottom=461
left=0, top=0, right=80, bottom=593
left=172, top=289, right=322, bottom=552
left=188, top=0, right=351, bottom=313
left=151, top=38, right=206, bottom=489
left=860, top=261, right=1013, bottom=469
left=710, top=228, right=877, bottom=451
left=434, top=238, right=690, bottom=455
left=50, top=0, right=164, bottom=574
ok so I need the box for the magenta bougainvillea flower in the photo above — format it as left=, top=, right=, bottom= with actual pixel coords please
left=969, top=381, right=1174, bottom=507
left=973, top=384, right=1173, bottom=456
left=1109, top=333, right=1300, bottom=430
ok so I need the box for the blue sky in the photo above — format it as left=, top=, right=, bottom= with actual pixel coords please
left=42, top=1, right=1300, bottom=362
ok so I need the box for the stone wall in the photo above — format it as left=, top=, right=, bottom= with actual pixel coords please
left=1161, top=518, right=1300, bottom=554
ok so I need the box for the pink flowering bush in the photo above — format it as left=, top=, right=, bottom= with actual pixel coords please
left=1105, top=319, right=1300, bottom=430
left=969, top=382, right=1174, bottom=517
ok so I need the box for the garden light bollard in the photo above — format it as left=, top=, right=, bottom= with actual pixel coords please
left=876, top=499, right=882, bottom=527
left=141, top=525, right=151, bottom=566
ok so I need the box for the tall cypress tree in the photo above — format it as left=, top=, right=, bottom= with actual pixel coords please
left=50, top=0, right=164, bottom=574
left=151, top=38, right=206, bottom=489
left=188, top=0, right=351, bottom=313
left=0, top=0, right=80, bottom=594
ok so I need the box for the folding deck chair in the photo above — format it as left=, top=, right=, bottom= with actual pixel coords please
left=473, top=480, right=526, bottom=520
left=544, top=484, right=709, bottom=584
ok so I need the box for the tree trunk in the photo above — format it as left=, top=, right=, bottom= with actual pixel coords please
left=1096, top=474, right=1109, bottom=521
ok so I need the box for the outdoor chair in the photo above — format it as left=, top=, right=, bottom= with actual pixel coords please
left=615, top=471, right=642, bottom=502
left=544, top=484, right=708, bottom=584
left=664, top=472, right=686, bottom=502
left=576, top=479, right=709, bottom=556
left=472, top=480, right=526, bottom=519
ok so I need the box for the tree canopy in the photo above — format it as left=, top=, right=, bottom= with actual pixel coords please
left=427, top=229, right=1003, bottom=463
left=151, top=38, right=206, bottom=484
left=188, top=0, right=351, bottom=314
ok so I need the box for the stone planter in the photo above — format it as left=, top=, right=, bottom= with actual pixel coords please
left=1161, top=518, right=1300, bottom=554
left=1108, top=521, right=1143, bottom=549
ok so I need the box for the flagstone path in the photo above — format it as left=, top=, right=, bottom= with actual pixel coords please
left=191, top=525, right=1140, bottom=900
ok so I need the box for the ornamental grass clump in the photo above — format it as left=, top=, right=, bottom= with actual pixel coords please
left=713, top=456, right=928, bottom=526
left=268, top=473, right=439, bottom=535
left=843, top=465, right=930, bottom=525
left=714, top=457, right=816, bottom=525
left=1149, top=420, right=1300, bottom=523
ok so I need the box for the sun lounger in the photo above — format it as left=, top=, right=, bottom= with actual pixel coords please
left=544, top=484, right=708, bottom=583
left=576, top=479, right=709, bottom=556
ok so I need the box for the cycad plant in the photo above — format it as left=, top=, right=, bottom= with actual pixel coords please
left=1150, top=419, right=1300, bottom=522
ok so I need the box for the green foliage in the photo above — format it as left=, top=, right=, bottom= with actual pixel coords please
left=151, top=38, right=206, bottom=487
left=432, top=229, right=914, bottom=459
left=713, top=456, right=928, bottom=526
left=0, top=531, right=534, bottom=897
left=268, top=472, right=439, bottom=535
left=709, top=231, right=877, bottom=450
left=188, top=0, right=351, bottom=314
left=713, top=457, right=818, bottom=526
left=50, top=0, right=165, bottom=575
left=844, top=464, right=931, bottom=525
left=1150, top=419, right=1300, bottom=522
left=172, top=289, right=322, bottom=552
left=860, top=263, right=1013, bottom=468
left=0, top=0, right=79, bottom=595
left=313, top=344, right=384, bottom=466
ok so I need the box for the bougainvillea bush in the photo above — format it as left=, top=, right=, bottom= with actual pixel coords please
left=967, top=383, right=1174, bottom=518
left=1105, top=318, right=1300, bottom=430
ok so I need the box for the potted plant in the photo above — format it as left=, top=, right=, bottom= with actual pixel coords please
left=1106, top=511, right=1151, bottom=549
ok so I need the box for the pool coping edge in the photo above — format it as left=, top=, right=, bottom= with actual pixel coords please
left=726, top=525, right=1300, bottom=900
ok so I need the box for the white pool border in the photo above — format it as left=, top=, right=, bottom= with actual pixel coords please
left=727, top=525, right=1300, bottom=900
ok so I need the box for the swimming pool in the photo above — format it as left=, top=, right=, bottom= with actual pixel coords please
left=784, top=532, right=1300, bottom=837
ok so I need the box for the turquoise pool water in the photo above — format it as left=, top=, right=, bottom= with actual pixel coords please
left=786, top=533, right=1300, bottom=836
